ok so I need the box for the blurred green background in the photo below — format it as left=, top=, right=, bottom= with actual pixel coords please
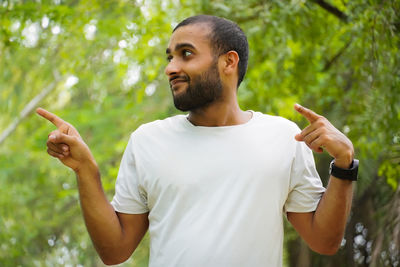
left=1, top=0, right=399, bottom=266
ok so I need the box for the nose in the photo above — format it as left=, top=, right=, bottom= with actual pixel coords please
left=164, top=58, right=181, bottom=77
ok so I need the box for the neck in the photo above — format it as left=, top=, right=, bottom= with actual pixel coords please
left=187, top=93, right=251, bottom=127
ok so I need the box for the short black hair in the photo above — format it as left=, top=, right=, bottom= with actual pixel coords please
left=173, top=15, right=249, bottom=88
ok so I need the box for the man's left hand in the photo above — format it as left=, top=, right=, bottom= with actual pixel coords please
left=294, top=104, right=354, bottom=168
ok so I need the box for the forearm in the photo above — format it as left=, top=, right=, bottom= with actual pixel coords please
left=75, top=161, right=129, bottom=262
left=313, top=156, right=354, bottom=241
left=312, top=176, right=353, bottom=251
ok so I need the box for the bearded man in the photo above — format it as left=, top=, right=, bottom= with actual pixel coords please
left=37, top=15, right=358, bottom=266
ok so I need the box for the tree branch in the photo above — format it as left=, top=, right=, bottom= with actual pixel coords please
left=311, top=0, right=349, bottom=22
left=0, top=71, right=61, bottom=145
left=322, top=39, right=353, bottom=71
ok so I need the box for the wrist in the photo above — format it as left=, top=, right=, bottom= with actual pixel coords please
left=75, top=158, right=99, bottom=177
left=334, top=152, right=354, bottom=168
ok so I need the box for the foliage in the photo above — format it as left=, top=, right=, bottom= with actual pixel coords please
left=0, top=0, right=399, bottom=266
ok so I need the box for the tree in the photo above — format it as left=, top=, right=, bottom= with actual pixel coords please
left=1, top=0, right=398, bottom=266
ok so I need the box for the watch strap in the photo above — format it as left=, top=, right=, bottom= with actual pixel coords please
left=329, top=159, right=359, bottom=181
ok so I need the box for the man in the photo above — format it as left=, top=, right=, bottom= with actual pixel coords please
left=37, top=15, right=358, bottom=266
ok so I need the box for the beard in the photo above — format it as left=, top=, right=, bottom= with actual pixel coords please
left=171, top=62, right=223, bottom=112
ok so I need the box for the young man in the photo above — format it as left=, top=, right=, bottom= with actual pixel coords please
left=37, top=15, right=358, bottom=266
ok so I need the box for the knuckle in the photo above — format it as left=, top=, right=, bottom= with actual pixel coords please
left=316, top=119, right=325, bottom=127
left=47, top=148, right=55, bottom=157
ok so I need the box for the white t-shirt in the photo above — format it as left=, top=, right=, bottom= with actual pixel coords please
left=111, top=111, right=325, bottom=267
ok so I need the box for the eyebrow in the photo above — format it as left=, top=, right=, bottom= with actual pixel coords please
left=166, top=43, right=196, bottom=54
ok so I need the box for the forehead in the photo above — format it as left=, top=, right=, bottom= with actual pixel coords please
left=167, top=23, right=213, bottom=52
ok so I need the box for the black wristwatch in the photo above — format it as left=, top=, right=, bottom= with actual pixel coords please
left=329, top=159, right=359, bottom=181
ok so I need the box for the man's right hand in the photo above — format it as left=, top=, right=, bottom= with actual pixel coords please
left=37, top=108, right=148, bottom=265
left=36, top=107, right=96, bottom=173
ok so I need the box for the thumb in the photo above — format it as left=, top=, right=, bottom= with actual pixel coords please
left=49, top=132, right=78, bottom=146
left=294, top=133, right=303, bottom=141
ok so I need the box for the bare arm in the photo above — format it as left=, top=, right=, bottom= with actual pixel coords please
left=36, top=108, right=148, bottom=265
left=287, top=177, right=352, bottom=255
left=287, top=104, right=355, bottom=255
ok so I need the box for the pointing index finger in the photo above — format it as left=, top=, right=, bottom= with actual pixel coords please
left=294, top=104, right=320, bottom=123
left=36, top=107, right=66, bottom=128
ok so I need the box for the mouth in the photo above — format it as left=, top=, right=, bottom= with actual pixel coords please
left=169, top=76, right=189, bottom=89
left=171, top=79, right=187, bottom=86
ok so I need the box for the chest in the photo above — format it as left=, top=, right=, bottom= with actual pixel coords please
left=135, top=130, right=295, bottom=211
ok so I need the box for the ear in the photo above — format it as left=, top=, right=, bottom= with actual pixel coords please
left=220, top=50, right=239, bottom=76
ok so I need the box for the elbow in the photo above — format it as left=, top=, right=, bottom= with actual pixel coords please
left=96, top=247, right=131, bottom=266
left=309, top=237, right=342, bottom=255
left=311, top=245, right=340, bottom=256
left=100, top=254, right=130, bottom=266
left=102, top=260, right=125, bottom=266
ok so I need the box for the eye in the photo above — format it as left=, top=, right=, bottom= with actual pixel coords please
left=182, top=50, right=193, bottom=57
left=166, top=55, right=172, bottom=62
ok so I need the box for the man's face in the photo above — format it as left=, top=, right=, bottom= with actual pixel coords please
left=165, top=23, right=223, bottom=111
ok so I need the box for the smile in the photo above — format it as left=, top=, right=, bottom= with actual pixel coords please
left=171, top=79, right=187, bottom=86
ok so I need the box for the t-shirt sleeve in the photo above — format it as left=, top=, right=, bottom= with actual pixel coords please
left=110, top=134, right=149, bottom=214
left=284, top=141, right=326, bottom=213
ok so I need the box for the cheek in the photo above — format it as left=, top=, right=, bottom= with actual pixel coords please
left=187, top=58, right=214, bottom=73
left=186, top=64, right=203, bottom=74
